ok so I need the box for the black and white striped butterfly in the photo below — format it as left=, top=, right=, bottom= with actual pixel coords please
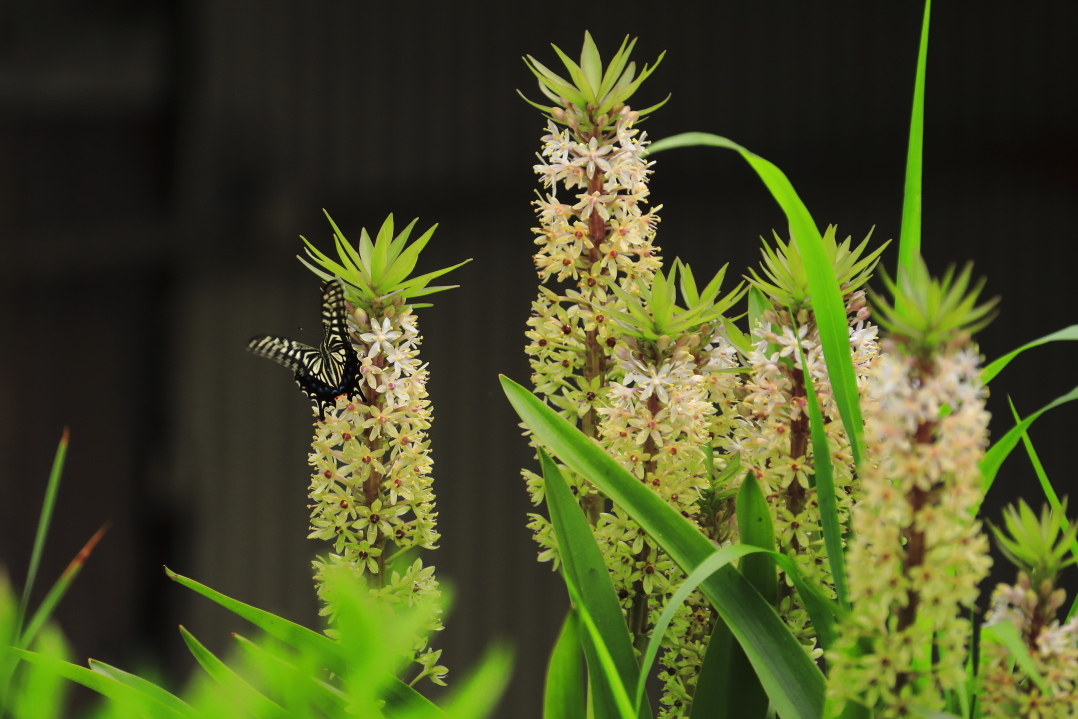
left=246, top=279, right=361, bottom=419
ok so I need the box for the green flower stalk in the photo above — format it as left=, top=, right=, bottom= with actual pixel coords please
left=300, top=212, right=467, bottom=686
left=826, top=257, right=996, bottom=716
left=980, top=501, right=1078, bottom=716
left=727, top=226, right=885, bottom=653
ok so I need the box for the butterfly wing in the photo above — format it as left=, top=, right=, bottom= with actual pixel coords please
left=246, top=279, right=361, bottom=418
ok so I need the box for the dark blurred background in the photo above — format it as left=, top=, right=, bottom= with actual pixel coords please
left=1, top=1, right=1075, bottom=715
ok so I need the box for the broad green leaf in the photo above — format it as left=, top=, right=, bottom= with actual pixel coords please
left=504, top=377, right=826, bottom=719
left=981, top=325, right=1078, bottom=385
left=646, top=133, right=865, bottom=472
left=544, top=611, right=585, bottom=719
left=539, top=451, right=642, bottom=719
left=898, top=0, right=930, bottom=273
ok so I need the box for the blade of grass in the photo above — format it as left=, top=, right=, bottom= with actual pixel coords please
left=88, top=659, right=196, bottom=716
left=645, top=134, right=865, bottom=473
left=17, top=429, right=70, bottom=636
left=504, top=376, right=826, bottom=719
left=898, top=0, right=931, bottom=274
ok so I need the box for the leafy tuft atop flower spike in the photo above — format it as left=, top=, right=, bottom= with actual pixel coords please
left=520, top=31, right=668, bottom=136
left=601, top=259, right=745, bottom=342
left=299, top=212, right=470, bottom=310
left=991, top=499, right=1078, bottom=590
left=871, top=254, right=998, bottom=356
left=746, top=225, right=887, bottom=313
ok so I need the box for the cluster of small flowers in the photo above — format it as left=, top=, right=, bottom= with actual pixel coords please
left=524, top=110, right=663, bottom=553
left=593, top=332, right=738, bottom=717
left=531, top=112, right=663, bottom=287
left=724, top=299, right=878, bottom=651
left=827, top=343, right=992, bottom=714
left=308, top=302, right=444, bottom=683
left=980, top=574, right=1078, bottom=716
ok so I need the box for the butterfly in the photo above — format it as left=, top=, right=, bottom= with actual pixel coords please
left=246, top=279, right=361, bottom=419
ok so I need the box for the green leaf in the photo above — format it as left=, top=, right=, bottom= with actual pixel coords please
left=549, top=44, right=595, bottom=104
left=544, top=611, right=585, bottom=719
left=179, top=626, right=289, bottom=719
left=898, top=0, right=930, bottom=274
left=981, top=621, right=1050, bottom=695
left=597, top=36, right=635, bottom=102
left=439, top=643, right=514, bottom=719
left=11, top=649, right=193, bottom=718
left=503, top=377, right=826, bottom=719
left=17, top=430, right=69, bottom=643
left=164, top=567, right=437, bottom=713
left=979, top=385, right=1078, bottom=499
left=539, top=451, right=642, bottom=719
left=579, top=32, right=603, bottom=98
left=645, top=132, right=865, bottom=472
left=20, top=527, right=107, bottom=650
left=982, top=325, right=1078, bottom=385
left=381, top=222, right=438, bottom=289
left=795, top=333, right=850, bottom=612
left=88, top=659, right=195, bottom=716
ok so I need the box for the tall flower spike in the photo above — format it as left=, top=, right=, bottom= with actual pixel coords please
left=301, top=213, right=465, bottom=686
left=826, top=256, right=995, bottom=716
left=723, top=226, right=884, bottom=653
left=981, top=501, right=1078, bottom=716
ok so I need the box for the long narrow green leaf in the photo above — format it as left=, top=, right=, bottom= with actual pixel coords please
left=544, top=611, right=585, bottom=719
left=795, top=336, right=850, bottom=611
left=439, top=643, right=514, bottom=719
left=179, top=626, right=289, bottom=719
left=12, top=649, right=192, bottom=718
left=981, top=325, right=1078, bottom=385
left=88, top=659, right=196, bottom=716
left=164, top=567, right=436, bottom=712
left=1006, top=399, right=1078, bottom=620
left=18, top=429, right=69, bottom=637
left=981, top=621, right=1049, bottom=695
left=504, top=377, right=826, bottom=719
left=898, top=0, right=931, bottom=273
left=645, top=133, right=865, bottom=472
left=689, top=616, right=739, bottom=719
left=539, top=451, right=642, bottom=719
left=978, top=385, right=1078, bottom=498
left=20, top=526, right=108, bottom=649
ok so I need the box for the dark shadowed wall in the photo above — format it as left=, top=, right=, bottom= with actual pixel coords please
left=2, top=1, right=1076, bottom=715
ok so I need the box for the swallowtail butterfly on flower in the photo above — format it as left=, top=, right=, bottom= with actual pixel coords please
left=246, top=279, right=361, bottom=419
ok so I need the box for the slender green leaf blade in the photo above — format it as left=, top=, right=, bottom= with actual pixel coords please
left=898, top=0, right=930, bottom=273
left=544, top=611, right=585, bottom=719
left=539, top=450, right=641, bottom=719
left=982, top=325, right=1078, bottom=385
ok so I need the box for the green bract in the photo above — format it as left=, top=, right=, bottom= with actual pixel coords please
left=299, top=212, right=470, bottom=310
left=600, top=259, right=746, bottom=343
left=991, top=500, right=1078, bottom=589
left=520, top=31, right=668, bottom=136
left=871, top=254, right=998, bottom=356
left=746, top=225, right=886, bottom=313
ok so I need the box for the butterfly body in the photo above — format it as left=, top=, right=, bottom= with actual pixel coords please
left=247, top=280, right=361, bottom=419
